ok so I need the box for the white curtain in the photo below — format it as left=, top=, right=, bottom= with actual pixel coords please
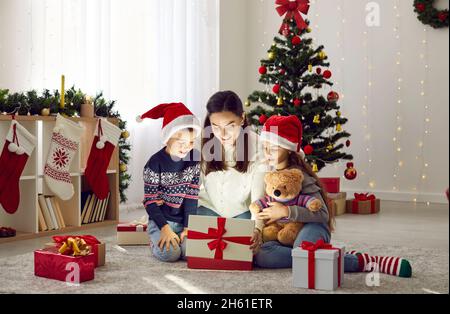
left=0, top=0, right=220, bottom=207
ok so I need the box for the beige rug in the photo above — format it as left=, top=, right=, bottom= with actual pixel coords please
left=0, top=237, right=448, bottom=294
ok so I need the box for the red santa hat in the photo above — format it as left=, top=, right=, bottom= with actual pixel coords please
left=137, top=103, right=201, bottom=144
left=259, top=115, right=305, bottom=158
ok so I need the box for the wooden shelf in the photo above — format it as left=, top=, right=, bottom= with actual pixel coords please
left=0, top=220, right=118, bottom=244
left=0, top=116, right=120, bottom=244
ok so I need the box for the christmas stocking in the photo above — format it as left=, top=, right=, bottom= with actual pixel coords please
left=0, top=119, right=36, bottom=214
left=44, top=114, right=83, bottom=201
left=85, top=118, right=121, bottom=200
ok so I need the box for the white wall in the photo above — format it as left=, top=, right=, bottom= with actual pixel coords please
left=219, top=0, right=449, bottom=203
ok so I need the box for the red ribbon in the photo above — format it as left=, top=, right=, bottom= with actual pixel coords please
left=352, top=193, right=376, bottom=214
left=275, top=0, right=310, bottom=32
left=52, top=235, right=101, bottom=246
left=301, top=239, right=342, bottom=289
left=188, top=217, right=252, bottom=260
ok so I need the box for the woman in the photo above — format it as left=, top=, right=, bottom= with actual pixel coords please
left=197, top=91, right=266, bottom=250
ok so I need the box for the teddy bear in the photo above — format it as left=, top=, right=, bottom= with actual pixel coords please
left=250, top=168, right=323, bottom=246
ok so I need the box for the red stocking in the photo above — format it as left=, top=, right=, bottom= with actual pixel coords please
left=85, top=118, right=121, bottom=200
left=0, top=120, right=36, bottom=214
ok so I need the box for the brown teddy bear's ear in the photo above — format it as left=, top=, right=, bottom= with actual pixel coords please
left=286, top=168, right=304, bottom=182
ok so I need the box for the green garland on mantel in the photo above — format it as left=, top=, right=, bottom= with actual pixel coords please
left=0, top=87, right=131, bottom=204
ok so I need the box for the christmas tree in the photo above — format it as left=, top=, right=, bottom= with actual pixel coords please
left=247, top=0, right=353, bottom=173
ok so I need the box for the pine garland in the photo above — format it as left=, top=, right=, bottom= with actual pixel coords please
left=0, top=87, right=131, bottom=203
left=414, top=0, right=449, bottom=29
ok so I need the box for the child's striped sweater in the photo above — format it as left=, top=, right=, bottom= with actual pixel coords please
left=255, top=194, right=317, bottom=222
left=143, top=148, right=200, bottom=229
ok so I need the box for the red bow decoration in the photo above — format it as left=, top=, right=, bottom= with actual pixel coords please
left=354, top=193, right=376, bottom=202
left=276, top=0, right=310, bottom=33
left=301, top=239, right=342, bottom=289
left=53, top=235, right=101, bottom=246
left=188, top=217, right=252, bottom=260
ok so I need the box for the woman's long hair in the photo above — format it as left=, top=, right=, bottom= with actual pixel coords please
left=202, top=91, right=250, bottom=176
left=289, top=152, right=335, bottom=232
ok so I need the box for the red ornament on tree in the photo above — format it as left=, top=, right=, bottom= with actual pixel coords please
left=346, top=140, right=351, bottom=148
left=344, top=162, right=358, bottom=181
left=279, top=69, right=286, bottom=75
left=327, top=91, right=339, bottom=103
left=259, top=66, right=267, bottom=75
left=293, top=98, right=302, bottom=107
left=272, top=84, right=281, bottom=94
left=291, top=36, right=302, bottom=46
left=323, top=70, right=332, bottom=79
left=416, top=3, right=426, bottom=13
left=316, top=68, right=322, bottom=75
left=304, top=145, right=314, bottom=155
left=259, top=114, right=268, bottom=125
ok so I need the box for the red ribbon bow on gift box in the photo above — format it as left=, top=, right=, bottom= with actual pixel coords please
left=301, top=239, right=342, bottom=290
left=53, top=235, right=101, bottom=246
left=188, top=217, right=252, bottom=260
left=354, top=193, right=376, bottom=201
left=276, top=0, right=310, bottom=32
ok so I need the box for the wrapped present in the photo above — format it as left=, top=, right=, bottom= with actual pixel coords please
left=46, top=235, right=106, bottom=267
left=186, top=216, right=254, bottom=271
left=117, top=219, right=149, bottom=246
left=346, top=193, right=380, bottom=214
left=34, top=247, right=95, bottom=283
left=320, top=177, right=341, bottom=193
left=292, top=239, right=345, bottom=291
left=328, top=192, right=347, bottom=216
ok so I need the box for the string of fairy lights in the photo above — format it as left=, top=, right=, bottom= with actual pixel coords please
left=362, top=28, right=375, bottom=189
left=416, top=20, right=432, bottom=205
left=392, top=0, right=404, bottom=194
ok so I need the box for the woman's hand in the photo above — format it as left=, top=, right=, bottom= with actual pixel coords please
left=256, top=202, right=289, bottom=224
left=180, top=228, right=189, bottom=243
left=250, top=228, right=263, bottom=254
left=158, top=225, right=180, bottom=252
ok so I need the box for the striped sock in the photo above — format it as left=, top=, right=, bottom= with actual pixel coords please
left=346, top=251, right=412, bottom=278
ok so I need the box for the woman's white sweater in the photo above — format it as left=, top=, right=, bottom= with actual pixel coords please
left=198, top=131, right=267, bottom=218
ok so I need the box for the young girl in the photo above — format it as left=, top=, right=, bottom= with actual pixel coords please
left=138, top=103, right=202, bottom=263
left=254, top=115, right=412, bottom=278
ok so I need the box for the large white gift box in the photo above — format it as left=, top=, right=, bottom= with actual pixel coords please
left=292, top=240, right=345, bottom=291
left=186, top=216, right=255, bottom=271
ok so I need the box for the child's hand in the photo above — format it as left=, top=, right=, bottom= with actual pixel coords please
left=250, top=228, right=263, bottom=254
left=156, top=200, right=164, bottom=206
left=158, top=225, right=180, bottom=252
left=180, top=228, right=189, bottom=243
left=257, top=202, right=289, bottom=224
left=307, top=199, right=322, bottom=212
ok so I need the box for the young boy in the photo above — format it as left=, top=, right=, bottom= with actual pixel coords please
left=137, top=103, right=202, bottom=262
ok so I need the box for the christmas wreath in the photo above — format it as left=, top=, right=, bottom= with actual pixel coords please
left=414, top=0, right=449, bottom=29
left=0, top=88, right=131, bottom=203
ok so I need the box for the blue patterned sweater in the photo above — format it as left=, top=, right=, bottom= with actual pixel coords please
left=143, top=148, right=200, bottom=229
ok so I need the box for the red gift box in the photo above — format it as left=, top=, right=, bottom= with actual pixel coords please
left=34, top=247, right=95, bottom=283
left=48, top=235, right=105, bottom=267
left=320, top=177, right=341, bottom=193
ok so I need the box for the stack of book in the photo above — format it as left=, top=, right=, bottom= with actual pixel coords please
left=37, top=195, right=66, bottom=231
left=81, top=191, right=111, bottom=225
